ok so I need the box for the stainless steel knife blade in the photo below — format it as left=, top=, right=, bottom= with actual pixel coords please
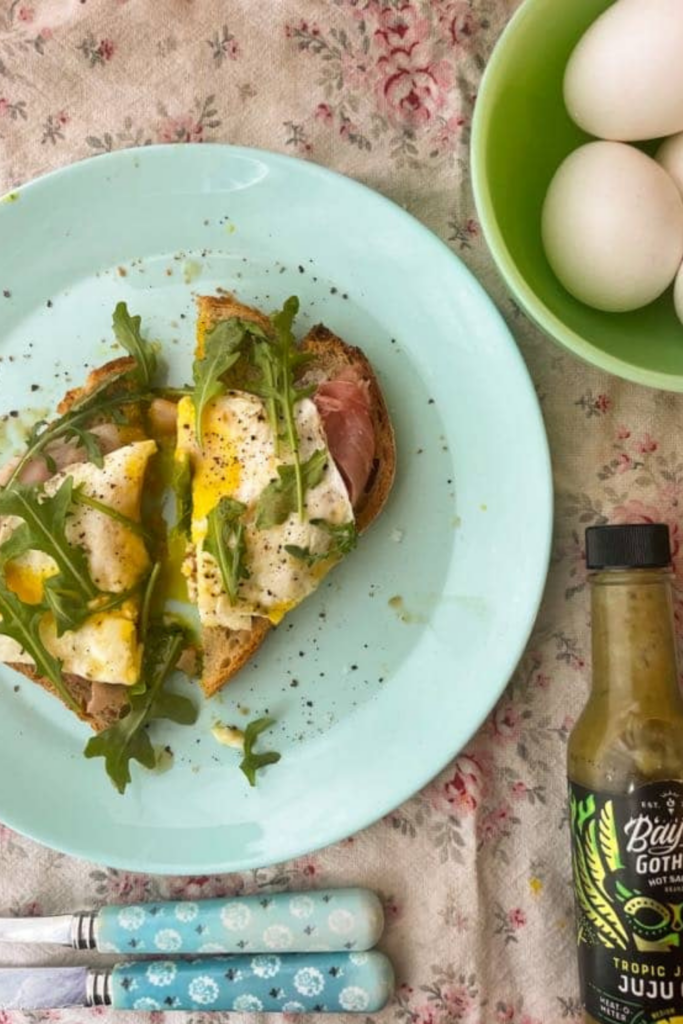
left=0, top=915, right=74, bottom=945
left=0, top=967, right=88, bottom=1009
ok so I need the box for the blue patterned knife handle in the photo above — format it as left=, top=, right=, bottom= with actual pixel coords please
left=96, top=888, right=384, bottom=956
left=111, top=951, right=394, bottom=1013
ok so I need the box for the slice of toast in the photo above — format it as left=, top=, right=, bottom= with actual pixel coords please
left=57, top=355, right=137, bottom=416
left=194, top=294, right=396, bottom=697
left=3, top=305, right=397, bottom=721
left=5, top=357, right=150, bottom=731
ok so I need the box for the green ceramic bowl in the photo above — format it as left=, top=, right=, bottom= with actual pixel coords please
left=471, top=0, right=683, bottom=391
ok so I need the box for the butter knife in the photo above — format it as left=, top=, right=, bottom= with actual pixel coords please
left=0, top=888, right=383, bottom=954
left=0, top=951, right=394, bottom=1012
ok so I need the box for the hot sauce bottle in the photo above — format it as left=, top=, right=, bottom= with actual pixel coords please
left=568, top=523, right=683, bottom=1024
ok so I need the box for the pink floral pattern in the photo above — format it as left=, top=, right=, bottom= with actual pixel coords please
left=0, top=0, right=654, bottom=1020
left=77, top=33, right=117, bottom=67
left=155, top=95, right=221, bottom=144
left=281, top=2, right=478, bottom=166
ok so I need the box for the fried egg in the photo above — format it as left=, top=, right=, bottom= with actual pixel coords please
left=0, top=440, right=156, bottom=684
left=176, top=392, right=354, bottom=629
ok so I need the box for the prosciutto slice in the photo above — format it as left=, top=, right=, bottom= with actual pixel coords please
left=314, top=366, right=375, bottom=507
left=86, top=680, right=130, bottom=719
left=0, top=423, right=144, bottom=487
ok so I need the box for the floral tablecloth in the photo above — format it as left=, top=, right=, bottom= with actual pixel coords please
left=1, top=1, right=672, bottom=1021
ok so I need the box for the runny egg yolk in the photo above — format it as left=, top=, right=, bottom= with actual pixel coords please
left=5, top=561, right=57, bottom=604
left=194, top=310, right=212, bottom=360
left=267, top=599, right=295, bottom=625
left=176, top=396, right=241, bottom=539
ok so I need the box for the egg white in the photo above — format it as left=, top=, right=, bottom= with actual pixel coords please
left=0, top=440, right=156, bottom=684
left=176, top=392, right=354, bottom=629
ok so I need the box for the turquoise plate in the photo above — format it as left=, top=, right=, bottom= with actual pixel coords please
left=0, top=145, right=552, bottom=873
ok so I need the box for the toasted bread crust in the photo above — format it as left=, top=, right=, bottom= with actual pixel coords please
left=5, top=357, right=143, bottom=731
left=195, top=293, right=396, bottom=698
left=58, top=356, right=137, bottom=415
left=197, top=295, right=271, bottom=350
left=201, top=618, right=272, bottom=699
left=6, top=662, right=129, bottom=732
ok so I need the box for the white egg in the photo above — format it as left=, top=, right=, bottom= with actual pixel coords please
left=542, top=142, right=683, bottom=313
left=657, top=132, right=683, bottom=199
left=674, top=262, right=683, bottom=325
left=564, top=0, right=683, bottom=141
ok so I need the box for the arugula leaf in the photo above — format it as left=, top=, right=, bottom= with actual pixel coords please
left=109, top=406, right=127, bottom=426
left=64, top=364, right=134, bottom=415
left=2, top=385, right=149, bottom=490
left=250, top=338, right=280, bottom=450
left=192, top=319, right=254, bottom=444
left=285, top=519, right=358, bottom=567
left=112, top=302, right=158, bottom=388
left=239, top=716, right=281, bottom=787
left=72, top=487, right=149, bottom=540
left=157, top=386, right=193, bottom=400
left=68, top=427, right=104, bottom=469
left=125, top=563, right=160, bottom=699
left=0, top=478, right=99, bottom=635
left=87, top=586, right=140, bottom=617
left=171, top=453, right=192, bottom=538
left=0, top=573, right=78, bottom=711
left=84, top=623, right=197, bottom=794
left=243, top=298, right=314, bottom=518
left=41, top=587, right=93, bottom=638
left=271, top=298, right=315, bottom=456
left=139, top=561, right=161, bottom=642
left=255, top=449, right=328, bottom=530
left=0, top=522, right=34, bottom=567
left=204, top=497, right=249, bottom=605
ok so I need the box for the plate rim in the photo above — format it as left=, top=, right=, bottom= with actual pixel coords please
left=0, top=143, right=553, bottom=872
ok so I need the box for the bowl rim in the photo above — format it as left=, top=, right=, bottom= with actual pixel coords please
left=470, top=0, right=683, bottom=394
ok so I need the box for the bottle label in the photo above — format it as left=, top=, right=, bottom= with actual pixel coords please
left=570, top=780, right=683, bottom=1024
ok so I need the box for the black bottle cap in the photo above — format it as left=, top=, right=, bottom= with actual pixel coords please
left=585, top=523, right=671, bottom=570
